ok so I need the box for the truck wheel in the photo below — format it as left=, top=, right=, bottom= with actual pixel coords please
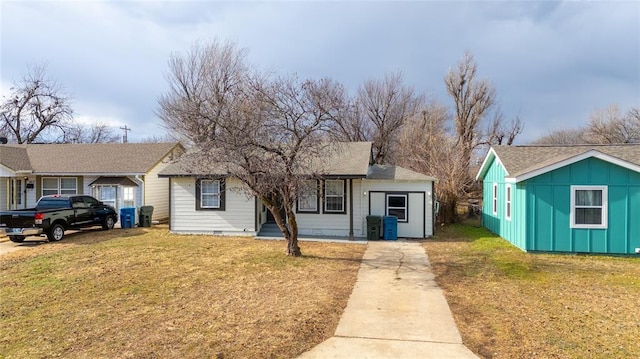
left=47, top=224, right=65, bottom=242
left=9, top=236, right=25, bottom=243
left=102, top=216, right=115, bottom=230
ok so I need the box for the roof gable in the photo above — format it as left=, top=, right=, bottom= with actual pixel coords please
left=477, top=144, right=640, bottom=182
left=0, top=143, right=182, bottom=175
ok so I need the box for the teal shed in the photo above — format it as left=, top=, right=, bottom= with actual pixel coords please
left=476, top=145, right=640, bottom=255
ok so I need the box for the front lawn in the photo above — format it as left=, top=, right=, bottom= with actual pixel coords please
left=424, top=224, right=640, bottom=358
left=0, top=227, right=365, bottom=358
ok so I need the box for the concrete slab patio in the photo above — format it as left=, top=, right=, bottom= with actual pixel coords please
left=298, top=241, right=478, bottom=359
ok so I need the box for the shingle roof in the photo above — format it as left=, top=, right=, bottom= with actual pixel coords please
left=480, top=144, right=640, bottom=180
left=0, top=146, right=32, bottom=172
left=159, top=142, right=373, bottom=177
left=367, top=164, right=437, bottom=181
left=0, top=143, right=182, bottom=174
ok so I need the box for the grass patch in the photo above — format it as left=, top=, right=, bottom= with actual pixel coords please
left=0, top=226, right=365, bottom=358
left=425, top=223, right=640, bottom=358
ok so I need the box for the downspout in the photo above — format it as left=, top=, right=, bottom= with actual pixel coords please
left=349, top=179, right=354, bottom=240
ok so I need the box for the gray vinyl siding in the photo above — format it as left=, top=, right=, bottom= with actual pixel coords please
left=295, top=179, right=363, bottom=237
left=170, top=177, right=255, bottom=235
left=145, top=159, right=172, bottom=222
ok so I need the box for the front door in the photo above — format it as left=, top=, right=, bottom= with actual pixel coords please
left=266, top=206, right=286, bottom=223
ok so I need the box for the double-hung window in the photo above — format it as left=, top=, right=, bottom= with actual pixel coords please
left=571, top=186, right=607, bottom=228
left=297, top=180, right=319, bottom=213
left=196, top=178, right=225, bottom=210
left=324, top=180, right=345, bottom=213
left=42, top=177, right=77, bottom=197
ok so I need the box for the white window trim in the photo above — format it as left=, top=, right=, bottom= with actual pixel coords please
left=492, top=183, right=498, bottom=215
left=505, top=184, right=512, bottom=221
left=42, top=177, right=78, bottom=197
left=570, top=185, right=608, bottom=229
left=297, top=180, right=318, bottom=212
left=200, top=179, right=221, bottom=209
left=386, top=194, right=408, bottom=222
left=324, top=180, right=345, bottom=213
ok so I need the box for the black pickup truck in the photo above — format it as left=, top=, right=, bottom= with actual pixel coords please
left=0, top=195, right=118, bottom=243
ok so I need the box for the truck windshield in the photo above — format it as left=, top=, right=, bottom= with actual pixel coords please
left=37, top=198, right=70, bottom=210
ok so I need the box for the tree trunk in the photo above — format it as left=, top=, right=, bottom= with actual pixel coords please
left=264, top=200, right=302, bottom=257
left=285, top=234, right=302, bottom=256
left=439, top=197, right=459, bottom=224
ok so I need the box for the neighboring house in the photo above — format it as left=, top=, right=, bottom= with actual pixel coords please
left=159, top=142, right=437, bottom=239
left=476, top=144, right=640, bottom=255
left=0, top=142, right=184, bottom=223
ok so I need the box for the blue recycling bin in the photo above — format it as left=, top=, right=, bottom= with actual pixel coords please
left=120, top=207, right=136, bottom=229
left=383, top=215, right=398, bottom=240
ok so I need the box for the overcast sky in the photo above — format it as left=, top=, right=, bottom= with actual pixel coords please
left=1, top=1, right=638, bottom=143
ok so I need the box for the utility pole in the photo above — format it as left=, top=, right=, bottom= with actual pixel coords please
left=120, top=125, right=131, bottom=143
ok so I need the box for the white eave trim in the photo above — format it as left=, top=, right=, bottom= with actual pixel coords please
left=475, top=147, right=509, bottom=181
left=512, top=150, right=640, bottom=182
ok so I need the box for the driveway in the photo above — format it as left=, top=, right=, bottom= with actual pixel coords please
left=0, top=236, right=48, bottom=255
left=0, top=229, right=87, bottom=256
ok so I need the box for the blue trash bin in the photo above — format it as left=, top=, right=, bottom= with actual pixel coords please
left=383, top=215, right=398, bottom=240
left=120, top=207, right=136, bottom=229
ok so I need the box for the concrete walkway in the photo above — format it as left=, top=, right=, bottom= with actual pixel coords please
left=298, top=241, right=478, bottom=359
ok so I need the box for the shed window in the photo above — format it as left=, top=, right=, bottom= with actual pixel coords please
left=492, top=183, right=498, bottom=215
left=196, top=179, right=225, bottom=211
left=571, top=186, right=607, bottom=229
left=386, top=194, right=408, bottom=222
left=324, top=180, right=346, bottom=213
left=505, top=184, right=512, bottom=221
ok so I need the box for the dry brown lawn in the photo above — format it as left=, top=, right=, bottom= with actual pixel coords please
left=424, top=223, right=640, bottom=359
left=0, top=226, right=365, bottom=359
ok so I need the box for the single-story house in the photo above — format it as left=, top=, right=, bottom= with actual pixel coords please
left=0, top=142, right=184, bottom=223
left=159, top=142, right=437, bottom=239
left=476, top=144, right=640, bottom=255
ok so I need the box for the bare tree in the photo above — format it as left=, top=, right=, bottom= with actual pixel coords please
left=530, top=128, right=589, bottom=145
left=328, top=71, right=423, bottom=164
left=158, top=40, right=250, bottom=146
left=0, top=65, right=73, bottom=143
left=485, top=111, right=523, bottom=146
left=158, top=40, right=344, bottom=256
left=530, top=105, right=640, bottom=145
left=586, top=104, right=640, bottom=144
left=397, top=101, right=470, bottom=223
left=138, top=133, right=178, bottom=143
left=62, top=122, right=120, bottom=143
left=445, top=51, right=496, bottom=168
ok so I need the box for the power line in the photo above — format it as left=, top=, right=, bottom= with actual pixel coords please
left=120, top=125, right=131, bottom=143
